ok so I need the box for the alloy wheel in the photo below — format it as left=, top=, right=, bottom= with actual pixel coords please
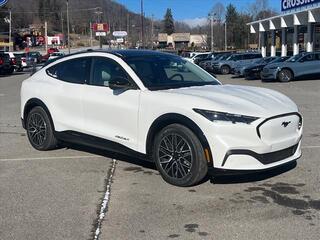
left=158, top=133, right=193, bottom=179
left=27, top=112, right=47, bottom=147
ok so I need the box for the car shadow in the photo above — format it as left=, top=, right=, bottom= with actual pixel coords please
left=62, top=142, right=297, bottom=186
left=62, top=142, right=157, bottom=170
left=207, top=161, right=297, bottom=185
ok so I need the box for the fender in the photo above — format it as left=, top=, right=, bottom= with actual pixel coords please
left=146, top=113, right=213, bottom=167
left=22, top=98, right=55, bottom=130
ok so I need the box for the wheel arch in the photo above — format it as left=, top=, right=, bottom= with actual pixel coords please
left=23, top=98, right=55, bottom=131
left=146, top=113, right=213, bottom=167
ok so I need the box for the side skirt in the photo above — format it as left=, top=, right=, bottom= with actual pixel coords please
left=55, top=131, right=150, bottom=162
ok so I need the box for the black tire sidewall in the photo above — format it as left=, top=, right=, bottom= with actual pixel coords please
left=153, top=124, right=207, bottom=187
left=221, top=65, right=230, bottom=75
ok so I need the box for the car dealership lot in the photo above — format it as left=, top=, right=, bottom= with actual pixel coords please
left=1, top=73, right=320, bottom=240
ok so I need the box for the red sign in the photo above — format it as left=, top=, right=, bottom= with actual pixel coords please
left=92, top=23, right=109, bottom=32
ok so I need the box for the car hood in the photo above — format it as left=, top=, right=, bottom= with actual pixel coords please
left=246, top=63, right=266, bottom=70
left=164, top=85, right=297, bottom=118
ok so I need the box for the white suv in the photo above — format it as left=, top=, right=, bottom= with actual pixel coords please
left=21, top=50, right=303, bottom=186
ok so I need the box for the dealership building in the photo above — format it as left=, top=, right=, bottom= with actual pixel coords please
left=248, top=0, right=320, bottom=57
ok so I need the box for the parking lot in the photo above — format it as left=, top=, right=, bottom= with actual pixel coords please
left=0, top=72, right=319, bottom=240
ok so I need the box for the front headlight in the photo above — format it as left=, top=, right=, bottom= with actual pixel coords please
left=194, top=109, right=259, bottom=124
left=268, top=66, right=279, bottom=70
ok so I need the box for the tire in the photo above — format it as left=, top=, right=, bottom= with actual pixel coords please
left=26, top=106, right=58, bottom=151
left=153, top=124, right=208, bottom=187
left=278, top=69, right=293, bottom=82
left=221, top=65, right=230, bottom=75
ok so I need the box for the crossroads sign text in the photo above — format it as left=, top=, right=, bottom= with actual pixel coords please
left=282, top=0, right=320, bottom=11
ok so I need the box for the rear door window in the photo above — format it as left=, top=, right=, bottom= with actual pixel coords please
left=46, top=57, right=91, bottom=84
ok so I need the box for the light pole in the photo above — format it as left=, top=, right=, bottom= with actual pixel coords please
left=66, top=0, right=70, bottom=54
left=140, top=0, right=144, bottom=48
left=9, top=9, right=12, bottom=52
left=224, top=21, right=227, bottom=51
left=208, top=13, right=216, bottom=52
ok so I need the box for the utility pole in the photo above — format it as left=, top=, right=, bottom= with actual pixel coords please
left=140, top=0, right=144, bottom=48
left=95, top=7, right=103, bottom=49
left=126, top=13, right=130, bottom=48
left=66, top=0, right=70, bottom=54
left=224, top=21, right=227, bottom=51
left=9, top=9, right=12, bottom=52
left=90, top=22, right=93, bottom=47
left=61, top=12, right=64, bottom=37
left=45, top=21, right=48, bottom=53
left=210, top=15, right=214, bottom=52
left=151, top=14, right=154, bottom=47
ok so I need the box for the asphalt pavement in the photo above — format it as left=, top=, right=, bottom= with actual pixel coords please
left=0, top=72, right=319, bottom=240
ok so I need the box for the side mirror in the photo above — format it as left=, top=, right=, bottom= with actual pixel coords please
left=109, top=77, right=133, bottom=90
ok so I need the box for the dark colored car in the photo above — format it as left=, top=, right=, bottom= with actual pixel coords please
left=0, top=52, right=14, bottom=75
left=193, top=53, right=214, bottom=65
left=201, top=53, right=233, bottom=73
left=243, top=56, right=290, bottom=79
left=26, top=52, right=42, bottom=63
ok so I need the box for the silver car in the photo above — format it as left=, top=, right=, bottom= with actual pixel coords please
left=212, top=53, right=262, bottom=74
left=261, top=52, right=320, bottom=82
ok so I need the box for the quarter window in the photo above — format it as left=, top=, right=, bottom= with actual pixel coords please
left=46, top=57, right=91, bottom=84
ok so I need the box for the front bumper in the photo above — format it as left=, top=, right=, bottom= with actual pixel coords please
left=203, top=112, right=303, bottom=171
left=261, top=68, right=278, bottom=80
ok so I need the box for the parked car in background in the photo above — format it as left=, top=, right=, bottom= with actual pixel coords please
left=243, top=56, right=290, bottom=79
left=193, top=53, right=214, bottom=65
left=261, top=52, right=320, bottom=82
left=2, top=52, right=19, bottom=73
left=14, top=53, right=27, bottom=72
left=48, top=48, right=59, bottom=54
left=42, top=49, right=60, bottom=62
left=200, top=53, right=232, bottom=73
left=26, top=52, right=42, bottom=63
left=212, top=52, right=262, bottom=74
left=48, top=52, right=65, bottom=61
left=232, top=57, right=276, bottom=78
left=0, top=52, right=14, bottom=75
left=184, top=52, right=212, bottom=64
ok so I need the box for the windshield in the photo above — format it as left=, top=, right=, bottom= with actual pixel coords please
left=269, top=56, right=289, bottom=64
left=124, top=54, right=220, bottom=90
left=287, top=53, right=305, bottom=62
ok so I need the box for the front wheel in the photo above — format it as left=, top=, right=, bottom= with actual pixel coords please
left=26, top=106, right=58, bottom=151
left=278, top=69, right=293, bottom=82
left=153, top=124, right=208, bottom=187
left=221, top=65, right=230, bottom=75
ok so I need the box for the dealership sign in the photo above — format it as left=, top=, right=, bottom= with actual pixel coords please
left=282, top=0, right=320, bottom=11
left=0, top=0, right=9, bottom=7
left=92, top=23, right=109, bottom=32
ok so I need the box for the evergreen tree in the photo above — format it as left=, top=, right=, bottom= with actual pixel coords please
left=163, top=8, right=174, bottom=35
left=225, top=4, right=238, bottom=48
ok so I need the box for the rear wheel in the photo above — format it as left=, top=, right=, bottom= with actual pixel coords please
left=153, top=124, right=208, bottom=187
left=278, top=69, right=293, bottom=82
left=26, top=106, right=58, bottom=151
left=221, top=65, right=230, bottom=75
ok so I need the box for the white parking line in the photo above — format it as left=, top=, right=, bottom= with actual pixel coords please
left=302, top=145, right=320, bottom=149
left=0, top=155, right=104, bottom=162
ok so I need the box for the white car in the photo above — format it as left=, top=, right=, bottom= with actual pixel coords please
left=184, top=52, right=212, bottom=64
left=20, top=50, right=303, bottom=186
left=48, top=52, right=65, bottom=61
